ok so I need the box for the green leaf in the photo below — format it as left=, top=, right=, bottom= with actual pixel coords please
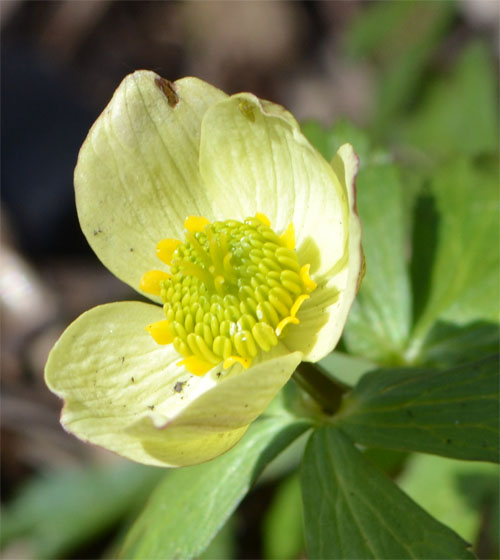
left=337, top=355, right=499, bottom=462
left=198, top=516, right=237, bottom=560
left=343, top=163, right=412, bottom=364
left=263, top=474, right=304, bottom=560
left=302, top=120, right=375, bottom=165
left=120, top=415, right=311, bottom=559
left=416, top=320, right=500, bottom=368
left=301, top=426, right=474, bottom=559
left=401, top=42, right=499, bottom=159
left=399, top=454, right=500, bottom=544
left=345, top=1, right=455, bottom=132
left=408, top=159, right=499, bottom=362
left=0, top=463, right=162, bottom=560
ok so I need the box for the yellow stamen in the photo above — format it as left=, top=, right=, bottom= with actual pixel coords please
left=255, top=212, right=271, bottom=227
left=145, top=320, right=174, bottom=345
left=275, top=315, right=300, bottom=337
left=214, top=275, right=225, bottom=295
left=140, top=270, right=171, bottom=296
left=143, top=215, right=316, bottom=377
left=300, top=264, right=317, bottom=293
left=290, top=294, right=309, bottom=318
left=156, top=238, right=181, bottom=265
left=177, top=355, right=214, bottom=376
left=223, top=356, right=252, bottom=370
left=279, top=222, right=295, bottom=250
left=184, top=215, right=209, bottom=233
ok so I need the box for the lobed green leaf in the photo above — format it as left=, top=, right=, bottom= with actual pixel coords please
left=337, top=355, right=499, bottom=462
left=343, top=163, right=412, bottom=364
left=401, top=42, right=499, bottom=160
left=411, top=157, right=499, bottom=344
left=301, top=426, right=474, bottom=559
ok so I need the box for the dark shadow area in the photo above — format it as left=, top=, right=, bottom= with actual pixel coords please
left=1, top=42, right=95, bottom=256
left=455, top=471, right=500, bottom=560
left=409, top=191, right=440, bottom=326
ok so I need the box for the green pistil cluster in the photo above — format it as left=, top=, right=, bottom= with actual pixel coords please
left=159, top=217, right=312, bottom=372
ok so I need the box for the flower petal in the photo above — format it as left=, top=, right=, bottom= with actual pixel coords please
left=45, top=301, right=302, bottom=467
left=75, top=71, right=227, bottom=299
left=126, top=346, right=302, bottom=466
left=284, top=144, right=363, bottom=361
left=199, top=93, right=349, bottom=279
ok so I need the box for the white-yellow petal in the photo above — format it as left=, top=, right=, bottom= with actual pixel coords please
left=199, top=93, right=349, bottom=279
left=284, top=143, right=363, bottom=362
left=45, top=301, right=301, bottom=467
left=75, top=71, right=227, bottom=301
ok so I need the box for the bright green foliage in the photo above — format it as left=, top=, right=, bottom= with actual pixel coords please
left=308, top=119, right=499, bottom=371
left=198, top=516, right=237, bottom=560
left=399, top=454, right=500, bottom=544
left=301, top=427, right=474, bottom=560
left=401, top=42, right=499, bottom=159
left=343, top=163, right=412, bottom=364
left=345, top=0, right=456, bottom=134
left=337, top=355, right=499, bottom=462
left=0, top=464, right=162, bottom=559
left=263, top=475, right=304, bottom=560
left=409, top=159, right=500, bottom=362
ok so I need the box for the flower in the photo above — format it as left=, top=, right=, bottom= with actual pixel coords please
left=44, top=71, right=363, bottom=467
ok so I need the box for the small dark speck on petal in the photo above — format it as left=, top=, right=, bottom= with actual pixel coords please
left=130, top=377, right=135, bottom=383
left=174, top=381, right=186, bottom=393
left=148, top=405, right=155, bottom=410
left=155, top=77, right=179, bottom=107
left=130, top=248, right=134, bottom=252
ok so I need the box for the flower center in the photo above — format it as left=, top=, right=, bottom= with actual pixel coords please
left=140, top=214, right=316, bottom=376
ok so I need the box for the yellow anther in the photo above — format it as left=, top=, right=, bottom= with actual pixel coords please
left=255, top=213, right=271, bottom=227
left=290, top=294, right=309, bottom=318
left=222, top=252, right=233, bottom=274
left=275, top=315, right=299, bottom=337
left=300, top=264, right=317, bottom=293
left=223, top=356, right=252, bottom=370
left=252, top=322, right=278, bottom=352
left=177, top=355, right=214, bottom=376
left=145, top=320, right=174, bottom=345
left=184, top=215, right=209, bottom=233
left=279, top=222, right=295, bottom=250
left=140, top=270, right=171, bottom=296
left=156, top=238, right=181, bottom=265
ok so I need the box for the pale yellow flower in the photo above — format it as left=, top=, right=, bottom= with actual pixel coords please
left=45, top=72, right=362, bottom=467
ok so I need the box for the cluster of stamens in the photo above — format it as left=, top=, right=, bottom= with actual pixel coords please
left=140, top=214, right=316, bottom=376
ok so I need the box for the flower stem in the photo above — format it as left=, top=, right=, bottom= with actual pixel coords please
left=292, top=362, right=350, bottom=415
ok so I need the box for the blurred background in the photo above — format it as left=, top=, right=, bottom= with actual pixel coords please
left=1, top=1, right=499, bottom=558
